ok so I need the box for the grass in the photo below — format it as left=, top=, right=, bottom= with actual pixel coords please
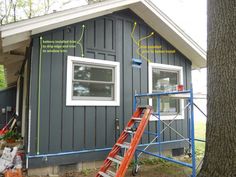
left=194, top=118, right=206, bottom=158
left=0, top=65, right=6, bottom=89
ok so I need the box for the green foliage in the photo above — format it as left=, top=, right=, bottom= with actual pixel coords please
left=1, top=130, right=21, bottom=141
left=0, top=65, right=6, bottom=89
left=0, top=0, right=69, bottom=25
left=81, top=168, right=93, bottom=176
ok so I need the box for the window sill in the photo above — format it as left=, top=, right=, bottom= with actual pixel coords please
left=66, top=100, right=120, bottom=106
left=149, top=114, right=184, bottom=121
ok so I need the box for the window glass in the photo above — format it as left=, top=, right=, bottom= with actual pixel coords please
left=73, top=82, right=113, bottom=98
left=152, top=69, right=178, bottom=92
left=152, top=69, right=180, bottom=114
left=66, top=56, right=120, bottom=106
left=72, top=64, right=114, bottom=100
left=73, top=65, right=113, bottom=82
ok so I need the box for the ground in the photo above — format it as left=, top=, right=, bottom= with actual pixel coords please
left=60, top=158, right=193, bottom=177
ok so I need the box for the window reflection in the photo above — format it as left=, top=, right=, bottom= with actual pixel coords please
left=74, top=65, right=112, bottom=82
left=72, top=64, right=114, bottom=100
left=152, top=69, right=180, bottom=114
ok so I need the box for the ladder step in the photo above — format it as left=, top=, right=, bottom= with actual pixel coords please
left=124, top=130, right=136, bottom=134
left=132, top=117, right=142, bottom=121
left=116, top=142, right=130, bottom=149
left=108, top=155, right=123, bottom=164
left=98, top=171, right=111, bottom=177
left=107, top=170, right=116, bottom=177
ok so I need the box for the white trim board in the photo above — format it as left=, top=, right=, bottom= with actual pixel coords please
left=148, top=63, right=185, bottom=120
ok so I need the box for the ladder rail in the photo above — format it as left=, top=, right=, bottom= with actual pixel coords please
left=117, top=108, right=152, bottom=177
left=96, top=106, right=152, bottom=177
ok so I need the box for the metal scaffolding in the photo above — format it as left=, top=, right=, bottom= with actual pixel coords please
left=133, top=87, right=206, bottom=177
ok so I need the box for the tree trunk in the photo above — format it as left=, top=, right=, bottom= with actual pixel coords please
left=197, top=0, right=236, bottom=177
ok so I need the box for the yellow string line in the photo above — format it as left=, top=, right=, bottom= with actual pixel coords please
left=78, top=43, right=84, bottom=57
left=139, top=45, right=161, bottom=49
left=131, top=22, right=139, bottom=46
left=77, top=25, right=85, bottom=43
left=136, top=47, right=152, bottom=63
left=77, top=25, right=85, bottom=57
left=138, top=32, right=154, bottom=46
left=131, top=21, right=156, bottom=63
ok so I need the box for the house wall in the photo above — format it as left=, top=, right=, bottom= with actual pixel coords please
left=28, top=10, right=192, bottom=168
left=0, top=86, right=16, bottom=128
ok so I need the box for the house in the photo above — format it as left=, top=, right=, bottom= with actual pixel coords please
left=0, top=0, right=206, bottom=173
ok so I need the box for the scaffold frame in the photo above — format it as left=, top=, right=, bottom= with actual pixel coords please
left=133, top=87, right=206, bottom=177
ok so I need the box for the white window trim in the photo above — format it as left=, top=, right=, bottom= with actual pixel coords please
left=148, top=63, right=184, bottom=120
left=66, top=56, right=120, bottom=106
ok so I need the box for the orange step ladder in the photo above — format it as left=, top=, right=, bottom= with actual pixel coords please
left=96, top=106, right=153, bottom=177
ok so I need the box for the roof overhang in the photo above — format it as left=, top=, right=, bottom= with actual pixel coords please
left=0, top=0, right=206, bottom=86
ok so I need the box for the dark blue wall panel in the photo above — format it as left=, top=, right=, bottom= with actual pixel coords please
left=0, top=87, right=16, bottom=128
left=28, top=10, right=192, bottom=168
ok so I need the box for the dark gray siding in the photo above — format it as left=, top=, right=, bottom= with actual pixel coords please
left=0, top=87, right=16, bottom=128
left=28, top=10, right=192, bottom=168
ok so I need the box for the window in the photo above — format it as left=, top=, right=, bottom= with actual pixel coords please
left=66, top=56, right=120, bottom=106
left=148, top=63, right=184, bottom=120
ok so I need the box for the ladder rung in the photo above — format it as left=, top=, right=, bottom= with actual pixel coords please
left=137, top=105, right=149, bottom=109
left=107, top=170, right=116, bottom=177
left=132, top=117, right=142, bottom=121
left=98, top=171, right=111, bottom=177
left=116, top=142, right=130, bottom=149
left=108, top=155, right=123, bottom=164
left=124, top=130, right=136, bottom=134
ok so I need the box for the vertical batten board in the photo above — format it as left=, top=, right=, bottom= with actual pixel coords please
left=73, top=107, right=85, bottom=150
left=140, top=24, right=148, bottom=144
left=115, top=18, right=124, bottom=132
left=123, top=20, right=133, bottom=129
left=86, top=20, right=95, bottom=49
left=95, top=51, right=106, bottom=148
left=104, top=18, right=117, bottom=147
left=73, top=23, right=85, bottom=151
left=168, top=44, right=178, bottom=141
left=39, top=33, right=51, bottom=154
left=184, top=59, right=192, bottom=140
left=132, top=22, right=140, bottom=112
left=154, top=33, right=164, bottom=142
left=96, top=18, right=105, bottom=49
left=49, top=30, right=63, bottom=153
left=106, top=54, right=116, bottom=146
left=174, top=53, right=183, bottom=140
left=61, top=26, right=74, bottom=152
left=161, top=39, right=171, bottom=141
left=105, top=18, right=114, bottom=51
left=29, top=37, right=39, bottom=155
left=83, top=49, right=96, bottom=149
left=96, top=107, right=106, bottom=148
left=85, top=106, right=96, bottom=149
left=147, top=32, right=157, bottom=143
left=180, top=54, right=187, bottom=141
left=106, top=107, right=116, bottom=146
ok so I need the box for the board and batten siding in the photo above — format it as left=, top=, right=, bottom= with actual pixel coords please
left=0, top=87, right=16, bottom=129
left=28, top=10, right=191, bottom=168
